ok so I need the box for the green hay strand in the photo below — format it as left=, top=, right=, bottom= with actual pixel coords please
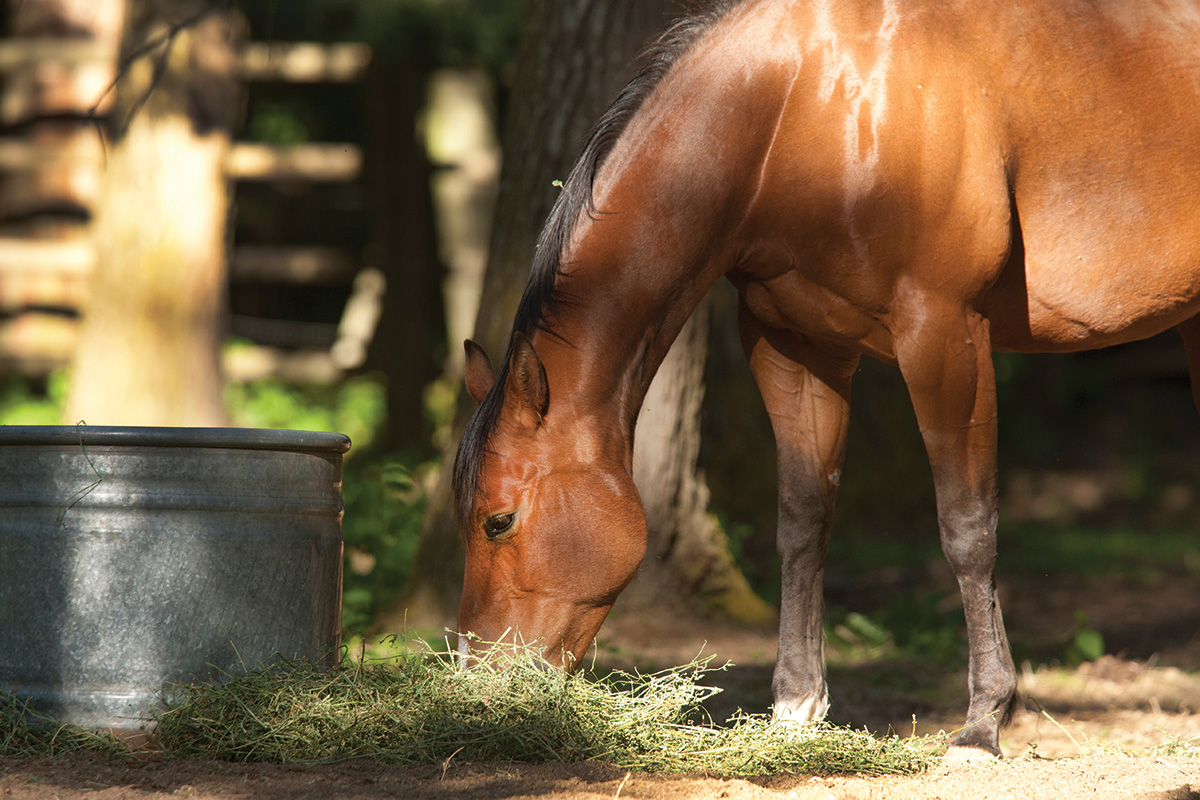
left=0, top=691, right=127, bottom=758
left=149, top=644, right=936, bottom=776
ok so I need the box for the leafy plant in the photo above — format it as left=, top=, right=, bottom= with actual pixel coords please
left=224, top=374, right=386, bottom=451
left=245, top=99, right=311, bottom=147
left=825, top=593, right=966, bottom=668
left=340, top=458, right=429, bottom=634
left=0, top=372, right=68, bottom=425
left=1062, top=610, right=1106, bottom=666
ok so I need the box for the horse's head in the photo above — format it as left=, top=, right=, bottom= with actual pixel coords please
left=453, top=334, right=647, bottom=669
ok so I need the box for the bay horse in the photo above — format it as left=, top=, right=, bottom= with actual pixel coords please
left=454, top=0, right=1200, bottom=758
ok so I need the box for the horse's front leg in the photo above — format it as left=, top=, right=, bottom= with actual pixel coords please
left=895, top=305, right=1017, bottom=758
left=741, top=311, right=858, bottom=725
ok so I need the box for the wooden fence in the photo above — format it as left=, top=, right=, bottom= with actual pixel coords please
left=0, top=38, right=382, bottom=381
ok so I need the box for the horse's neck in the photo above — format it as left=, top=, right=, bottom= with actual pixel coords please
left=530, top=226, right=720, bottom=468
left=525, top=13, right=799, bottom=453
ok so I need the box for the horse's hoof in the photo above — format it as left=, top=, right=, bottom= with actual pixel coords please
left=942, top=745, right=1001, bottom=765
left=771, top=696, right=830, bottom=727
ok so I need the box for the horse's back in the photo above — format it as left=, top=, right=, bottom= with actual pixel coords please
left=714, top=0, right=1200, bottom=354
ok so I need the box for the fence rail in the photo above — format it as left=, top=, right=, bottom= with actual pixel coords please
left=0, top=241, right=362, bottom=287
left=0, top=39, right=377, bottom=380
left=225, top=142, right=362, bottom=182
left=0, top=39, right=115, bottom=70
left=0, top=138, right=365, bottom=183
left=238, top=42, right=370, bottom=82
left=0, top=40, right=369, bottom=79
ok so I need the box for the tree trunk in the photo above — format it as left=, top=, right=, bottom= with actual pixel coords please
left=627, top=297, right=776, bottom=626
left=65, top=0, right=240, bottom=427
left=382, top=0, right=771, bottom=634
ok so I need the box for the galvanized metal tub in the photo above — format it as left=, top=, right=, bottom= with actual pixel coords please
left=0, top=426, right=349, bottom=733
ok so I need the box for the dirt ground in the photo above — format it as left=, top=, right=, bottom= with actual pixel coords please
left=2, top=573, right=1199, bottom=800
left=1, top=753, right=1197, bottom=800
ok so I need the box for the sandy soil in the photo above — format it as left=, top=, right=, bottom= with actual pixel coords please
left=2, top=573, right=1198, bottom=800
left=1, top=753, right=1198, bottom=800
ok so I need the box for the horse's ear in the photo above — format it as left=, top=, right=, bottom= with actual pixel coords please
left=505, top=332, right=549, bottom=425
left=464, top=340, right=496, bottom=404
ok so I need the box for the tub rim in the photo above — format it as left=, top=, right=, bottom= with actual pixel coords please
left=0, top=426, right=351, bottom=454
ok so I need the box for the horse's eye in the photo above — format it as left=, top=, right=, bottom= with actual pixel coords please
left=486, top=513, right=516, bottom=540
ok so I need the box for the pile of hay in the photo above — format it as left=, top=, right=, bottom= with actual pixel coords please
left=151, top=644, right=936, bottom=776
left=0, top=692, right=125, bottom=758
left=3, top=643, right=937, bottom=776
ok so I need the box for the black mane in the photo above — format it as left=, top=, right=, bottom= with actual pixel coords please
left=454, top=1, right=740, bottom=528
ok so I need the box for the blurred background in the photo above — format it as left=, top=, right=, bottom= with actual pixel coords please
left=0, top=0, right=1197, bottom=673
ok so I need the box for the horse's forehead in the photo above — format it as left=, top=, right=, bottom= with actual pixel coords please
left=490, top=403, right=608, bottom=461
left=478, top=421, right=615, bottom=501
left=480, top=436, right=539, bottom=481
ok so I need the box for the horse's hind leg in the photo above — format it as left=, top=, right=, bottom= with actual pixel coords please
left=895, top=304, right=1017, bottom=758
left=739, top=309, right=858, bottom=725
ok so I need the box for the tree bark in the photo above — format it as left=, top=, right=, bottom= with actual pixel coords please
left=65, top=0, right=240, bottom=427
left=627, top=297, right=776, bottom=625
left=382, top=0, right=772, bottom=634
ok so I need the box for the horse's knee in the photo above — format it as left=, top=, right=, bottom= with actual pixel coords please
left=777, top=487, right=835, bottom=558
left=937, top=508, right=999, bottom=578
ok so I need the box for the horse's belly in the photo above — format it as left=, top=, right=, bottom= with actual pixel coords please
left=990, top=141, right=1200, bottom=352
left=988, top=253, right=1200, bottom=353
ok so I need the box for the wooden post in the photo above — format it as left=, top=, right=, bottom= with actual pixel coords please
left=361, top=55, right=446, bottom=457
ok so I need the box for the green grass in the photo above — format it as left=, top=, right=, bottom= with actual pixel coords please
left=826, top=522, right=1200, bottom=582
left=998, top=522, right=1200, bottom=581
left=818, top=519, right=1200, bottom=670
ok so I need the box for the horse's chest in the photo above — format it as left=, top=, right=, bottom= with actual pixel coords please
left=734, top=269, right=897, bottom=361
